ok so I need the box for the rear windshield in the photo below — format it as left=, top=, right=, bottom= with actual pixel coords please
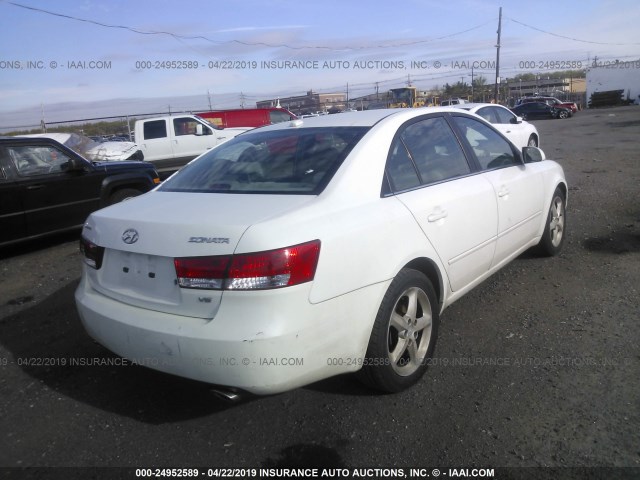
left=160, top=126, right=368, bottom=194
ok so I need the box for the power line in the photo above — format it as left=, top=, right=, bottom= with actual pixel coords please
left=9, top=2, right=495, bottom=52
left=506, top=16, right=640, bottom=46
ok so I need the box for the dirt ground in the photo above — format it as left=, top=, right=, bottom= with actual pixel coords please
left=0, top=106, right=638, bottom=476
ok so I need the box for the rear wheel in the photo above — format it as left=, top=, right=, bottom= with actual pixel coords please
left=527, top=135, right=538, bottom=147
left=536, top=187, right=566, bottom=256
left=359, top=269, right=439, bottom=393
left=109, top=188, right=142, bottom=205
left=558, top=110, right=569, bottom=119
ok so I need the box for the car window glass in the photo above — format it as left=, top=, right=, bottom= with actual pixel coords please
left=453, top=116, right=518, bottom=170
left=385, top=140, right=420, bottom=192
left=7, top=145, right=72, bottom=177
left=400, top=117, right=471, bottom=184
left=494, top=107, right=515, bottom=124
left=143, top=120, right=167, bottom=140
left=174, top=118, right=200, bottom=136
left=476, top=107, right=496, bottom=123
left=269, top=111, right=292, bottom=124
left=160, top=127, right=367, bottom=194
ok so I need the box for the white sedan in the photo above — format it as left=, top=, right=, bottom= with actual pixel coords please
left=75, top=108, right=566, bottom=395
left=445, top=103, right=540, bottom=149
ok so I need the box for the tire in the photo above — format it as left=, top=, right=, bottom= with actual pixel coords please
left=359, top=269, right=439, bottom=393
left=527, top=135, right=538, bottom=147
left=536, top=187, right=566, bottom=256
left=109, top=188, right=143, bottom=205
left=558, top=110, right=569, bottom=119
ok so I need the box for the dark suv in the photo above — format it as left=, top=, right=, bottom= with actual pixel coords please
left=0, top=136, right=160, bottom=247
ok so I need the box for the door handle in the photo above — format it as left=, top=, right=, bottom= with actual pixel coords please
left=427, top=210, right=448, bottom=222
left=26, top=184, right=45, bottom=190
left=497, top=187, right=510, bottom=198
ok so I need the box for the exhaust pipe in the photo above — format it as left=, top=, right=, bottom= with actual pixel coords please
left=210, top=387, right=242, bottom=403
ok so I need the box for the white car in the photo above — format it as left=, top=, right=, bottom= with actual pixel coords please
left=445, top=103, right=540, bottom=149
left=75, top=108, right=567, bottom=395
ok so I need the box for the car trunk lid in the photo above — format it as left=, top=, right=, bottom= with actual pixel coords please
left=82, top=191, right=314, bottom=318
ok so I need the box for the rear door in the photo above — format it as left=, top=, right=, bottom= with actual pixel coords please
left=385, top=115, right=498, bottom=292
left=138, top=119, right=176, bottom=172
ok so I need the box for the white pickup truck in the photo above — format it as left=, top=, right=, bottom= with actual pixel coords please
left=134, top=114, right=251, bottom=176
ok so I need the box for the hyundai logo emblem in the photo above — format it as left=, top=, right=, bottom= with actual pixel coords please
left=122, top=229, right=139, bottom=244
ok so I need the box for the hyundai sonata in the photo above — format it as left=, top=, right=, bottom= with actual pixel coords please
left=75, top=109, right=567, bottom=395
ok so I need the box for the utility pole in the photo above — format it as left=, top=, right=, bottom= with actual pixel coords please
left=471, top=67, right=475, bottom=101
left=494, top=6, right=502, bottom=103
left=40, top=103, right=46, bottom=133
left=207, top=90, right=213, bottom=110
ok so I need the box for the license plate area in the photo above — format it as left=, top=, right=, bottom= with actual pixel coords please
left=100, top=250, right=180, bottom=305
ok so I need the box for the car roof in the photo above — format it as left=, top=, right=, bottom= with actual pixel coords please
left=0, top=135, right=67, bottom=144
left=255, top=107, right=478, bottom=131
left=440, top=103, right=510, bottom=111
left=17, top=133, right=74, bottom=143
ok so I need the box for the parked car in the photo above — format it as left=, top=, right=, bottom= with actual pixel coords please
left=445, top=103, right=540, bottom=148
left=20, top=132, right=144, bottom=161
left=511, top=102, right=572, bottom=120
left=0, top=136, right=160, bottom=247
left=75, top=109, right=567, bottom=396
left=440, top=98, right=468, bottom=106
left=518, top=96, right=578, bottom=113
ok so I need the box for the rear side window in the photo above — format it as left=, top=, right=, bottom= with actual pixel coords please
left=160, top=127, right=368, bottom=194
left=143, top=120, right=167, bottom=140
left=475, top=107, right=496, bottom=123
left=385, top=116, right=471, bottom=194
left=399, top=117, right=471, bottom=185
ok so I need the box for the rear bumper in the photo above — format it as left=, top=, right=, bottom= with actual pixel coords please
left=75, top=272, right=388, bottom=395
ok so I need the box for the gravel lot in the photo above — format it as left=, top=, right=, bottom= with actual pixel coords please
left=0, top=106, right=638, bottom=477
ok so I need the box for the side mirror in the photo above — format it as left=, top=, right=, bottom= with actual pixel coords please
left=511, top=116, right=523, bottom=124
left=195, top=124, right=203, bottom=136
left=522, top=146, right=545, bottom=163
left=62, top=157, right=87, bottom=171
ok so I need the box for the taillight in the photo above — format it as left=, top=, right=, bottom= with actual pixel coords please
left=174, top=240, right=320, bottom=290
left=174, top=256, right=229, bottom=290
left=80, top=236, right=105, bottom=269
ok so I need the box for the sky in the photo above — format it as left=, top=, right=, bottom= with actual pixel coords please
left=1, top=0, right=639, bottom=130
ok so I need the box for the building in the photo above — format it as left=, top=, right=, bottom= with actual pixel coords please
left=257, top=90, right=347, bottom=115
